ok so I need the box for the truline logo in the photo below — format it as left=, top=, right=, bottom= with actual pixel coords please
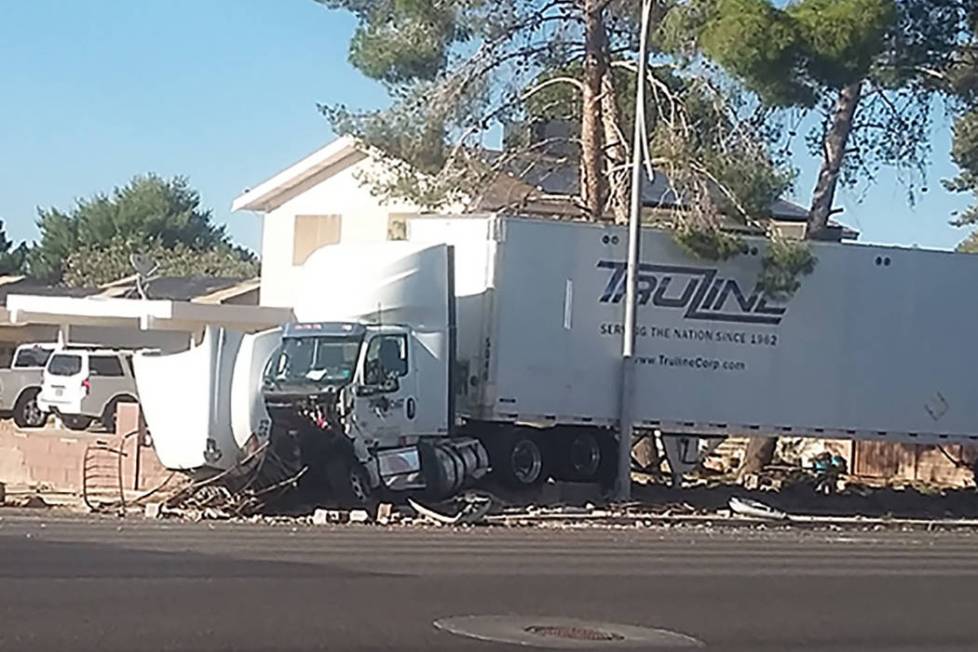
left=598, top=260, right=788, bottom=325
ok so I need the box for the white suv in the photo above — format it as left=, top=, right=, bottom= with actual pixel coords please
left=37, top=348, right=139, bottom=431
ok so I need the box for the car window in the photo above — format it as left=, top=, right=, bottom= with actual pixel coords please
left=14, top=347, right=53, bottom=369
left=363, top=334, right=408, bottom=384
left=90, top=356, right=124, bottom=377
left=48, top=354, right=82, bottom=376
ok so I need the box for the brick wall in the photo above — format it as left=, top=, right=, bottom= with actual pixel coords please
left=0, top=404, right=171, bottom=495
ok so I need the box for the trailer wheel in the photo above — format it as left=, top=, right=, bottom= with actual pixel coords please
left=327, top=455, right=375, bottom=509
left=557, top=430, right=602, bottom=482
left=595, top=431, right=620, bottom=488
left=493, top=429, right=547, bottom=489
left=13, top=388, right=46, bottom=429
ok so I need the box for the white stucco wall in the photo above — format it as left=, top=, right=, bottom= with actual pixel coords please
left=258, top=157, right=428, bottom=309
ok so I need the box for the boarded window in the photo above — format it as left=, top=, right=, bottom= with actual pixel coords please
left=293, top=215, right=342, bottom=265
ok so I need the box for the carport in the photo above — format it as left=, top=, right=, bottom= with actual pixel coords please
left=5, top=294, right=294, bottom=349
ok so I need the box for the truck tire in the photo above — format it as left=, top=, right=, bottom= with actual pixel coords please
left=492, top=428, right=548, bottom=489
left=326, top=455, right=375, bottom=509
left=13, top=388, right=46, bottom=429
left=554, top=429, right=603, bottom=482
left=593, top=431, right=621, bottom=489
left=62, top=415, right=93, bottom=431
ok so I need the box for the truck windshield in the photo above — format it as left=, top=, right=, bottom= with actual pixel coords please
left=264, top=335, right=362, bottom=392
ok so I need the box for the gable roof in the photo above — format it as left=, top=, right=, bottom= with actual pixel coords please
left=232, top=137, right=855, bottom=237
left=231, top=136, right=363, bottom=213
left=486, top=150, right=811, bottom=222
left=0, top=276, right=260, bottom=306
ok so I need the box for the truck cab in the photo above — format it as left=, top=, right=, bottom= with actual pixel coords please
left=261, top=320, right=487, bottom=500
left=263, top=322, right=425, bottom=444
left=134, top=241, right=490, bottom=505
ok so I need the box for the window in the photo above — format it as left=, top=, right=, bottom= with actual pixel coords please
left=265, top=335, right=362, bottom=391
left=363, top=334, right=408, bottom=385
left=293, top=214, right=342, bottom=265
left=48, top=354, right=82, bottom=376
left=14, top=347, right=52, bottom=369
left=89, top=356, right=124, bottom=377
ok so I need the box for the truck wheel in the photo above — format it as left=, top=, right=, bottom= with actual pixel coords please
left=13, top=389, right=46, bottom=429
left=327, top=456, right=375, bottom=509
left=595, top=431, right=620, bottom=489
left=557, top=430, right=603, bottom=482
left=493, top=429, right=548, bottom=489
left=62, top=415, right=93, bottom=431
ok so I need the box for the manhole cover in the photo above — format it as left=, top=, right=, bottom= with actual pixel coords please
left=434, top=615, right=704, bottom=649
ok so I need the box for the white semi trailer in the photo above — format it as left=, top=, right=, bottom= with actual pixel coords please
left=134, top=215, right=978, bottom=503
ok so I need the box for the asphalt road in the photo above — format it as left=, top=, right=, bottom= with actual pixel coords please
left=1, top=513, right=977, bottom=652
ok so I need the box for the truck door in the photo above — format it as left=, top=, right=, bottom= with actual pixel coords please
left=353, top=331, right=418, bottom=444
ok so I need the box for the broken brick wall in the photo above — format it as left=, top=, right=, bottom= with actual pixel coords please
left=0, top=407, right=170, bottom=494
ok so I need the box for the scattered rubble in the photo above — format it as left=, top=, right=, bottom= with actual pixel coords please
left=349, top=509, right=371, bottom=524
left=312, top=509, right=347, bottom=525
left=3, top=494, right=51, bottom=509
left=11, top=445, right=976, bottom=534
left=729, top=497, right=788, bottom=521
left=408, top=493, right=493, bottom=526
left=376, top=503, right=393, bottom=525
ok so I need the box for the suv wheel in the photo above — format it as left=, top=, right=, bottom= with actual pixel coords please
left=13, top=388, right=46, bottom=429
left=62, top=415, right=93, bottom=431
left=102, top=398, right=135, bottom=434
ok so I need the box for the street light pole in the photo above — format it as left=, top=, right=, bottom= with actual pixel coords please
left=615, top=0, right=654, bottom=502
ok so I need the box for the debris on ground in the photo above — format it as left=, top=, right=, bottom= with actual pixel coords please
left=3, top=494, right=51, bottom=509
left=408, top=493, right=494, bottom=526
left=376, top=503, right=393, bottom=525
left=729, top=497, right=788, bottom=521
left=349, top=509, right=371, bottom=524
left=136, top=442, right=309, bottom=520
left=311, top=509, right=348, bottom=525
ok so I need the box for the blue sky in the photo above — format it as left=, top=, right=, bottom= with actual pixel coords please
left=0, top=0, right=973, bottom=254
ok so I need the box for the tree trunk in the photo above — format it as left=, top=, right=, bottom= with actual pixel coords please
left=808, top=81, right=863, bottom=238
left=581, top=0, right=607, bottom=220
left=601, top=69, right=630, bottom=224
left=738, top=437, right=778, bottom=479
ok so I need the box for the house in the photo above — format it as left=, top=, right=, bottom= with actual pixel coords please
left=233, top=137, right=856, bottom=308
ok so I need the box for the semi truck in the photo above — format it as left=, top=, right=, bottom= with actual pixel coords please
left=132, top=214, right=978, bottom=504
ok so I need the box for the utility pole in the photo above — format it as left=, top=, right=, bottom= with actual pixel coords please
left=615, top=0, right=654, bottom=502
